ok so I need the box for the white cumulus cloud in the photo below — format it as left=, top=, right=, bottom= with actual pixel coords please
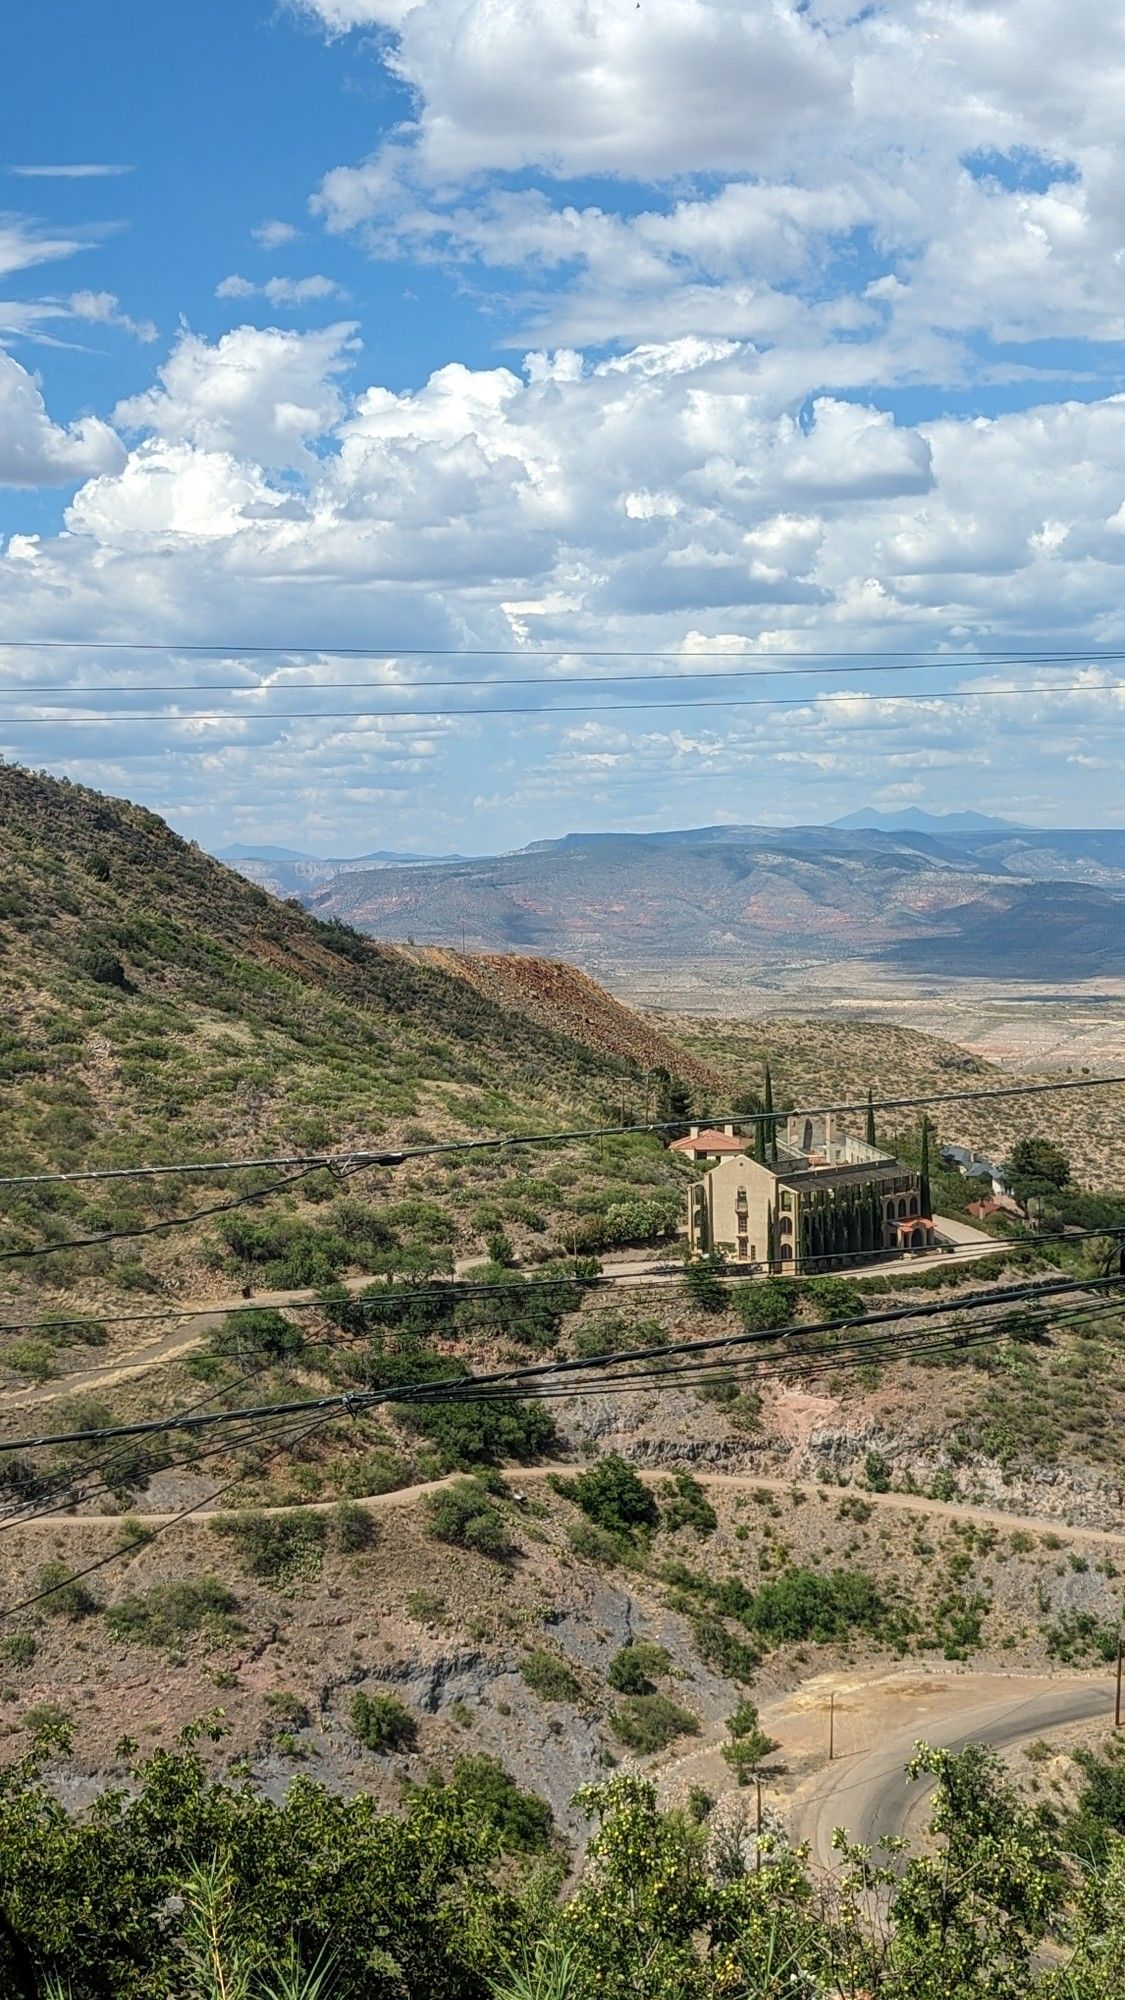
left=0, top=350, right=124, bottom=487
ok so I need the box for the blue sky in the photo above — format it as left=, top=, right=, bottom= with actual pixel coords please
left=2, top=0, right=1125, bottom=854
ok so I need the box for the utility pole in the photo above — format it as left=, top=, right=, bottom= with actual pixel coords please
left=828, top=1690, right=835, bottom=1762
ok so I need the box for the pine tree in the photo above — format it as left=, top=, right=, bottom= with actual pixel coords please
left=865, top=1088, right=876, bottom=1149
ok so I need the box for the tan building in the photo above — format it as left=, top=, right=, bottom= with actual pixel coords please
left=687, top=1112, right=933, bottom=1272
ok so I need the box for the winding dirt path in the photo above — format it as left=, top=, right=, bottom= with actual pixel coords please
left=11, top=1463, right=1125, bottom=1543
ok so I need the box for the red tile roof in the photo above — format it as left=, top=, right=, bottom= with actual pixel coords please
left=668, top=1130, right=747, bottom=1156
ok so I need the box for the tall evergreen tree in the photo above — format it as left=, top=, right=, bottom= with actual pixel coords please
left=754, top=1113, right=767, bottom=1166
left=766, top=1202, right=776, bottom=1270
left=763, top=1061, right=777, bottom=1163
left=865, top=1088, right=876, bottom=1148
left=919, top=1115, right=932, bottom=1218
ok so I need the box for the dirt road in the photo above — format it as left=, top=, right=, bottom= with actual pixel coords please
left=10, top=1462, right=1125, bottom=1546
left=785, top=1673, right=1116, bottom=1869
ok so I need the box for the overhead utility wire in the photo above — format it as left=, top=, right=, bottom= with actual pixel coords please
left=1, top=1221, right=1120, bottom=1343
left=5, top=653, right=1118, bottom=694
left=466, top=1295, right=1125, bottom=1409
left=0, top=1410, right=337, bottom=1622
left=0, top=1271, right=1110, bottom=1457
left=5, top=1289, right=1116, bottom=1535
left=1, top=681, right=1122, bottom=725
left=5, top=1070, right=1124, bottom=1191
left=389, top=1271, right=1125, bottom=1413
left=0, top=1163, right=326, bottom=1266
left=3, top=640, right=1125, bottom=660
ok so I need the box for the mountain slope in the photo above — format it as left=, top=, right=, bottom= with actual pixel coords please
left=0, top=766, right=695, bottom=1309
left=410, top=948, right=717, bottom=1087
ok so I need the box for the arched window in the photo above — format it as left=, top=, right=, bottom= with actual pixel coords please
left=778, top=1215, right=792, bottom=1237
left=898, top=1197, right=908, bottom=1218
left=908, top=1194, right=918, bottom=1217
left=780, top=1244, right=793, bottom=1261
left=885, top=1199, right=896, bottom=1222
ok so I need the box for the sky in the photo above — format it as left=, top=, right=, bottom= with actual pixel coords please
left=2, top=0, right=1125, bottom=855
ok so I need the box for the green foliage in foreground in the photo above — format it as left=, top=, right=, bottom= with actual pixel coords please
left=0, top=1736, right=1121, bottom=1998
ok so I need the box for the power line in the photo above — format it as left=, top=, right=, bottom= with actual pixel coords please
left=0, top=1270, right=1111, bottom=1458
left=0, top=1409, right=336, bottom=1621
left=0, top=1220, right=1117, bottom=1346
left=4, top=1070, right=1125, bottom=1193
left=4, top=652, right=1121, bottom=695
left=0, top=1163, right=326, bottom=1267
left=1, top=680, right=1122, bottom=726
left=3, top=1286, right=1118, bottom=1542
left=5, top=640, right=1125, bottom=659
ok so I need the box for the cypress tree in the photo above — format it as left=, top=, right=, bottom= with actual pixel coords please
left=766, top=1202, right=776, bottom=1271
left=755, top=1114, right=767, bottom=1166
left=865, top=1088, right=876, bottom=1149
left=763, top=1061, right=777, bottom=1163
left=919, top=1116, right=932, bottom=1218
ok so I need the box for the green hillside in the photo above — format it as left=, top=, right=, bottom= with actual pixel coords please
left=0, top=765, right=690, bottom=1313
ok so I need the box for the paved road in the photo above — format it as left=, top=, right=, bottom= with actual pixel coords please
left=787, top=1677, right=1117, bottom=1869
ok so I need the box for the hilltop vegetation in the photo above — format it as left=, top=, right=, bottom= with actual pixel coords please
left=0, top=765, right=695, bottom=1315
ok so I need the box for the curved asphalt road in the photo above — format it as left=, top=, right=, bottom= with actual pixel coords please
left=787, top=1677, right=1116, bottom=1868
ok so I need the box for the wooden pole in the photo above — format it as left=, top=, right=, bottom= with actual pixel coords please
left=829, top=1690, right=835, bottom=1762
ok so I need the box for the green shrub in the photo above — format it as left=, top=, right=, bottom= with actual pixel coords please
left=690, top=1616, right=760, bottom=1684
left=565, top=1518, right=632, bottom=1568
left=405, top=1754, right=555, bottom=1854
left=863, top=1450, right=891, bottom=1493
left=403, top=1394, right=557, bottom=1472
left=5, top=1340, right=57, bottom=1382
left=0, top=1633, right=36, bottom=1668
left=348, top=1690, right=417, bottom=1753
left=733, top=1280, right=798, bottom=1333
left=36, top=1560, right=98, bottom=1621
left=425, top=1479, right=511, bottom=1560
left=211, top=1509, right=328, bottom=1585
left=1044, top=1610, right=1119, bottom=1665
left=659, top=1471, right=717, bottom=1536
left=682, top=1258, right=728, bottom=1312
left=608, top=1694, right=699, bottom=1755
left=333, top=1500, right=376, bottom=1553
left=572, top=1455, right=658, bottom=1538
left=104, top=1578, right=242, bottom=1649
left=520, top=1650, right=581, bottom=1702
left=721, top=1699, right=776, bottom=1784
left=83, top=950, right=130, bottom=990
left=208, top=1308, right=305, bottom=1363
left=744, top=1567, right=886, bottom=1645
left=606, top=1642, right=671, bottom=1695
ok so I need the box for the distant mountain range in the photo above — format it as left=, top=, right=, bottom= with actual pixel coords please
left=829, top=808, right=1027, bottom=833
left=219, top=844, right=466, bottom=896
left=217, top=815, right=1125, bottom=982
